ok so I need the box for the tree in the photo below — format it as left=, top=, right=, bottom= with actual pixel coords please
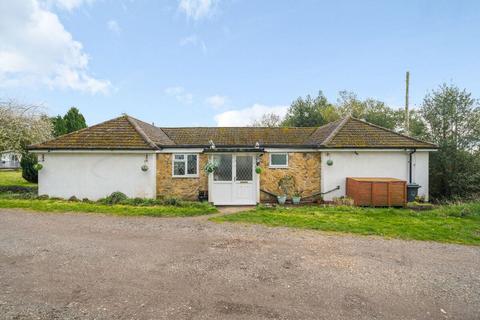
left=50, top=107, right=87, bottom=137
left=0, top=100, right=53, bottom=153
left=20, top=153, right=38, bottom=183
left=63, top=107, right=87, bottom=133
left=337, top=91, right=398, bottom=130
left=419, top=84, right=480, bottom=199
left=51, top=115, right=67, bottom=137
left=0, top=99, right=53, bottom=183
left=249, top=113, right=283, bottom=127
left=282, top=91, right=339, bottom=127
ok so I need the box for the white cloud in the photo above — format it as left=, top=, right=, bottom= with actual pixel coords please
left=47, top=0, right=96, bottom=11
left=0, top=0, right=111, bottom=94
left=214, top=104, right=289, bottom=127
left=178, top=0, right=218, bottom=20
left=107, top=19, right=121, bottom=34
left=179, top=34, right=207, bottom=54
left=164, top=86, right=193, bottom=104
left=205, top=95, right=228, bottom=109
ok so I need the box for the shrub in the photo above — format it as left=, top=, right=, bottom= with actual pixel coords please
left=37, top=194, right=49, bottom=200
left=20, top=153, right=38, bottom=183
left=0, top=186, right=37, bottom=194
left=68, top=196, right=79, bottom=202
left=101, top=191, right=128, bottom=205
left=161, top=197, right=180, bottom=206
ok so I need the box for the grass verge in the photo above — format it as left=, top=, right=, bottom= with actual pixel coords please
left=0, top=170, right=36, bottom=187
left=211, top=202, right=480, bottom=245
left=0, top=199, right=217, bottom=217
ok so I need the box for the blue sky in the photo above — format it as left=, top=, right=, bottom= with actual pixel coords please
left=1, top=0, right=479, bottom=126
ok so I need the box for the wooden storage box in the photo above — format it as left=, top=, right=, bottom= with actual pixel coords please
left=346, top=177, right=406, bottom=207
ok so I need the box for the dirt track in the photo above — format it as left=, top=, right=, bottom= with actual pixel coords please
left=0, top=209, right=479, bottom=319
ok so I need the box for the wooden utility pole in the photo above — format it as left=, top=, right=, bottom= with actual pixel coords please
left=405, top=71, right=410, bottom=134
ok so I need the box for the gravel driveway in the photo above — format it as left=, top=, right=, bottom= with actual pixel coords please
left=0, top=209, right=479, bottom=320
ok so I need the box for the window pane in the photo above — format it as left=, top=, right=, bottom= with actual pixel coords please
left=174, top=161, right=185, bottom=175
left=213, top=155, right=232, bottom=181
left=187, top=155, right=197, bottom=175
left=236, top=156, right=253, bottom=181
left=174, top=154, right=184, bottom=160
left=271, top=154, right=287, bottom=166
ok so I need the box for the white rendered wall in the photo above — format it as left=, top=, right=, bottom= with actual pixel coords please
left=38, top=153, right=156, bottom=200
left=321, top=151, right=429, bottom=201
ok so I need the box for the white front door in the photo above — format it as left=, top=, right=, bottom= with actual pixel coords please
left=209, top=154, right=257, bottom=205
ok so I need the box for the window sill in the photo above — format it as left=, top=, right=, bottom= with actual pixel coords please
left=269, top=166, right=289, bottom=169
left=172, top=175, right=199, bottom=178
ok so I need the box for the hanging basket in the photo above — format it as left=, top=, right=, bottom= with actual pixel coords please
left=255, top=166, right=263, bottom=174
left=33, top=163, right=43, bottom=171
left=141, top=164, right=149, bottom=172
left=326, top=159, right=333, bottom=166
left=204, top=161, right=218, bottom=174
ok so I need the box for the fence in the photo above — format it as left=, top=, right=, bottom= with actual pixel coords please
left=0, top=161, right=21, bottom=169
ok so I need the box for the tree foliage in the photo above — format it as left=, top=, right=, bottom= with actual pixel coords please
left=282, top=91, right=337, bottom=127
left=419, top=84, right=480, bottom=199
left=20, top=152, right=38, bottom=183
left=51, top=107, right=87, bottom=137
left=0, top=100, right=53, bottom=153
left=249, top=113, right=282, bottom=127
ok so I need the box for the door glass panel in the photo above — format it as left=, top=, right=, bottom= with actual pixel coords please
left=213, top=155, right=232, bottom=181
left=236, top=156, right=253, bottom=181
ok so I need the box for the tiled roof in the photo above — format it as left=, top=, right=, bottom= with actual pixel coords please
left=320, top=117, right=436, bottom=148
left=29, top=115, right=437, bottom=150
left=161, top=127, right=317, bottom=146
left=29, top=116, right=156, bottom=150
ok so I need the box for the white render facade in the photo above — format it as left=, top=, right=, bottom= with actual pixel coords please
left=37, top=152, right=156, bottom=200
left=320, top=149, right=430, bottom=201
left=34, top=148, right=431, bottom=202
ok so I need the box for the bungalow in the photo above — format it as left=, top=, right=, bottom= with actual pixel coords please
left=28, top=115, right=437, bottom=205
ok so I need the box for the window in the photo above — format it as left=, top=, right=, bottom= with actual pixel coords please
left=269, top=153, right=288, bottom=168
left=173, top=154, right=198, bottom=177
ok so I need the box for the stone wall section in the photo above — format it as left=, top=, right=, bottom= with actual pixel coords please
left=156, top=152, right=321, bottom=203
left=259, top=152, right=321, bottom=202
left=156, top=153, right=208, bottom=201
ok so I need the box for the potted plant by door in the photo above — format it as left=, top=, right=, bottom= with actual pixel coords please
left=277, top=175, right=295, bottom=205
left=292, top=189, right=302, bottom=205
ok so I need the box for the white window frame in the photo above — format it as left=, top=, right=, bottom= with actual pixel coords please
left=172, top=154, right=199, bottom=178
left=269, top=153, right=289, bottom=168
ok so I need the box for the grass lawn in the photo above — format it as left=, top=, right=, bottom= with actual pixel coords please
left=0, top=198, right=217, bottom=217
left=211, top=203, right=480, bottom=245
left=0, top=170, right=36, bottom=187
left=0, top=170, right=216, bottom=217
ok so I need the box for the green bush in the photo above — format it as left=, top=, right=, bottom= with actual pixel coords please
left=100, top=191, right=128, bottom=205
left=0, top=185, right=38, bottom=194
left=20, top=153, right=38, bottom=183
left=162, top=197, right=180, bottom=206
